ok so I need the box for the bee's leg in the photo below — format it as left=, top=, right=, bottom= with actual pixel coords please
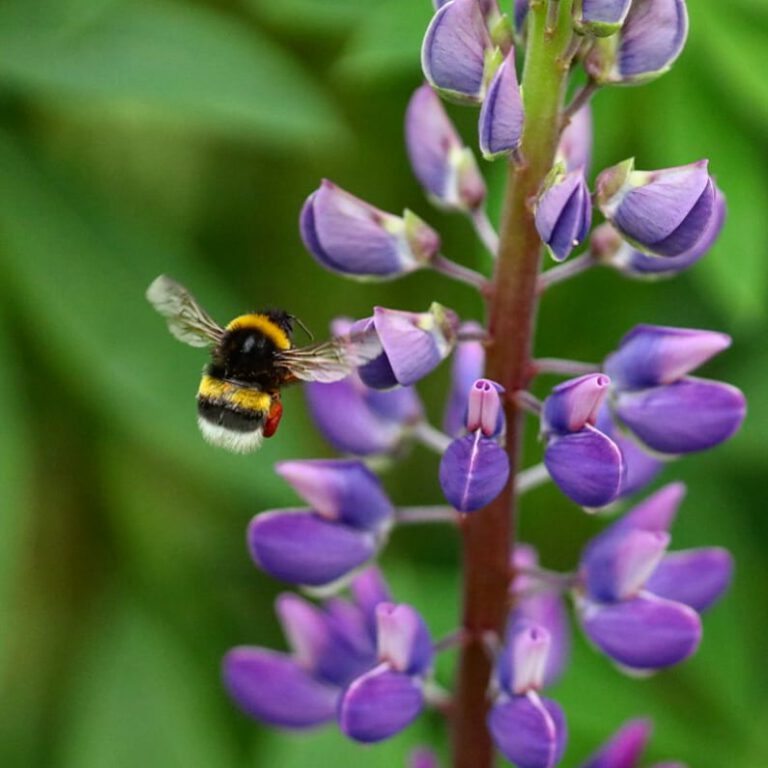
left=263, top=397, right=283, bottom=438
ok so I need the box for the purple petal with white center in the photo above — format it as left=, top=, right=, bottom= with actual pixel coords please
left=405, top=84, right=486, bottom=210
left=479, top=48, right=524, bottom=159
left=305, top=376, right=411, bottom=456
left=466, top=378, right=504, bottom=436
left=248, top=510, right=376, bottom=586
left=618, top=0, right=688, bottom=82
left=543, top=374, right=611, bottom=434
left=275, top=593, right=332, bottom=671
left=222, top=648, right=338, bottom=728
left=579, top=718, right=652, bottom=768
left=605, top=325, right=731, bottom=390
left=439, top=431, right=510, bottom=512
left=616, top=188, right=726, bottom=277
left=489, top=693, right=567, bottom=768
left=581, top=593, right=701, bottom=669
left=535, top=170, right=593, bottom=261
left=510, top=590, right=571, bottom=688
left=645, top=548, right=733, bottom=612
left=376, top=603, right=434, bottom=675
left=558, top=105, right=593, bottom=174
left=339, top=666, right=425, bottom=743
left=615, top=378, right=747, bottom=455
left=373, top=304, right=459, bottom=386
left=596, top=407, right=663, bottom=497
left=275, top=459, right=393, bottom=531
left=577, top=0, right=632, bottom=35
left=544, top=425, right=623, bottom=508
left=443, top=322, right=486, bottom=436
left=300, top=181, right=438, bottom=279
left=604, top=161, right=714, bottom=257
left=505, top=621, right=552, bottom=694
left=422, top=0, right=494, bottom=104
left=584, top=529, right=670, bottom=602
left=351, top=566, right=394, bottom=634
left=410, top=748, right=440, bottom=768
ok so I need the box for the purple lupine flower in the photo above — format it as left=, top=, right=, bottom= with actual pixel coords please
left=422, top=0, right=496, bottom=104
left=440, top=378, right=510, bottom=512
left=595, top=405, right=663, bottom=498
left=604, top=324, right=747, bottom=454
left=479, top=47, right=524, bottom=159
left=443, top=321, right=486, bottom=436
left=557, top=105, right=593, bottom=175
left=574, top=0, right=632, bottom=37
left=223, top=568, right=389, bottom=727
left=511, top=545, right=571, bottom=686
left=405, top=84, right=486, bottom=211
left=339, top=602, right=433, bottom=743
left=541, top=374, right=624, bottom=508
left=593, top=188, right=726, bottom=278
left=577, top=483, right=732, bottom=670
left=535, top=168, right=592, bottom=262
left=579, top=718, right=652, bottom=768
left=585, top=0, right=689, bottom=85
left=248, top=459, right=394, bottom=586
left=596, top=159, right=716, bottom=258
left=300, top=180, right=440, bottom=280
left=488, top=621, right=568, bottom=768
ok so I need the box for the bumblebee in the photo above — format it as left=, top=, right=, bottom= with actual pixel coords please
left=147, top=275, right=377, bottom=453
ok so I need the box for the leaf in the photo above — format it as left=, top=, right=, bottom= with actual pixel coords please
left=0, top=0, right=347, bottom=149
left=59, top=599, right=238, bottom=768
left=0, top=129, right=311, bottom=503
left=334, top=0, right=433, bottom=84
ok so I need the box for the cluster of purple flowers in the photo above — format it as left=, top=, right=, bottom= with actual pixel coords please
left=223, top=0, right=745, bottom=765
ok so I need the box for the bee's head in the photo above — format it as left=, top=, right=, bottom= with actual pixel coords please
left=267, top=309, right=314, bottom=342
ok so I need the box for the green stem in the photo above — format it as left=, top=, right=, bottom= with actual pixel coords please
left=451, top=3, right=574, bottom=766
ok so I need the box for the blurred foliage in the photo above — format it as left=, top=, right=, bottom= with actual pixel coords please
left=0, top=1, right=766, bottom=767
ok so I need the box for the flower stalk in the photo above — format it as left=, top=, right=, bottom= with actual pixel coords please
left=452, top=2, right=575, bottom=766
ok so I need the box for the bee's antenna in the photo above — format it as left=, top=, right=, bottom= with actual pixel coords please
left=292, top=314, right=314, bottom=341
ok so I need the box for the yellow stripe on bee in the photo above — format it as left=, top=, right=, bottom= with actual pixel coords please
left=225, top=313, right=291, bottom=350
left=198, top=375, right=272, bottom=412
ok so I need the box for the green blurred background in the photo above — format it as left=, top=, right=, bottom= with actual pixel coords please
left=0, top=0, right=766, bottom=766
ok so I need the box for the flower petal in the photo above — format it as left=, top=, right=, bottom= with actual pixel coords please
left=410, top=748, right=441, bottom=768
left=479, top=48, right=524, bottom=159
left=581, top=593, right=701, bottom=669
left=645, top=548, right=733, bottom=612
left=543, top=374, right=611, bottom=434
left=536, top=171, right=593, bottom=262
left=579, top=718, right=652, bottom=768
left=376, top=603, right=434, bottom=675
left=339, top=666, right=424, bottom=743
left=443, top=322, right=486, bottom=437
left=488, top=693, right=567, bottom=768
left=222, top=647, right=338, bottom=728
left=248, top=510, right=376, bottom=586
left=350, top=566, right=394, bottom=633
left=615, top=378, right=746, bottom=454
left=275, top=459, right=393, bottom=531
left=439, top=431, right=510, bottom=512
left=558, top=105, right=593, bottom=174
left=544, top=426, right=623, bottom=508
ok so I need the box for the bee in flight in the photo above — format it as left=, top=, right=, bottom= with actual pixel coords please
left=147, top=275, right=378, bottom=453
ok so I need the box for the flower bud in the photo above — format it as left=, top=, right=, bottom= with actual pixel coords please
left=373, top=303, right=460, bottom=386
left=422, top=0, right=496, bottom=104
left=579, top=719, right=652, bottom=768
left=585, top=0, right=689, bottom=85
left=543, top=374, right=611, bottom=434
left=478, top=48, right=524, bottom=159
left=596, top=159, right=715, bottom=258
left=557, top=104, right=593, bottom=174
left=604, top=325, right=732, bottom=390
left=503, top=622, right=552, bottom=694
left=535, top=169, right=592, bottom=262
left=405, top=84, right=486, bottom=211
left=466, top=378, right=503, bottom=436
left=300, top=181, right=440, bottom=280
left=574, top=0, right=632, bottom=37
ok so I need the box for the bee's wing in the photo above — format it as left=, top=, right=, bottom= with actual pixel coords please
left=275, top=331, right=382, bottom=384
left=146, top=275, right=224, bottom=348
